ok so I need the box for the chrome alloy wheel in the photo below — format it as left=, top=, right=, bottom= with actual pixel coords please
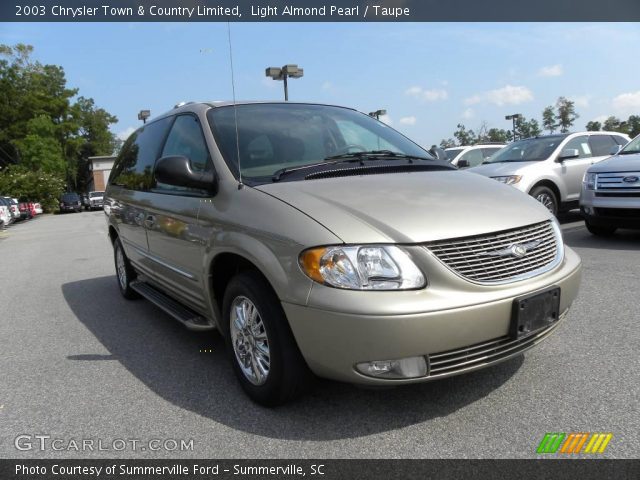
left=116, top=246, right=127, bottom=290
left=535, top=193, right=556, bottom=214
left=230, top=296, right=270, bottom=386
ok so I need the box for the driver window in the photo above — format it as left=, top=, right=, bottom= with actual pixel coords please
left=562, top=136, right=591, bottom=159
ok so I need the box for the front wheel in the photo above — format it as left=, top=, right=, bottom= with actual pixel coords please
left=585, top=221, right=616, bottom=236
left=113, top=238, right=140, bottom=300
left=223, top=271, right=310, bottom=406
left=530, top=186, right=558, bottom=216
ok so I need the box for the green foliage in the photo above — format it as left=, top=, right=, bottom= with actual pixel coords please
left=555, top=97, right=579, bottom=133
left=453, top=123, right=476, bottom=146
left=603, top=116, right=623, bottom=133
left=439, top=138, right=457, bottom=148
left=585, top=121, right=601, bottom=131
left=627, top=115, right=640, bottom=138
left=515, top=117, right=542, bottom=139
left=0, top=165, right=65, bottom=212
left=542, top=106, right=557, bottom=134
left=0, top=43, right=118, bottom=192
left=486, top=128, right=511, bottom=143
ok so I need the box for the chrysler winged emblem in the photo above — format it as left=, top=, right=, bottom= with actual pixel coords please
left=483, top=239, right=542, bottom=258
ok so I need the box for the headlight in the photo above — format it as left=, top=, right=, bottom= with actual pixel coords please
left=583, top=172, right=596, bottom=190
left=491, top=175, right=522, bottom=185
left=299, top=245, right=426, bottom=290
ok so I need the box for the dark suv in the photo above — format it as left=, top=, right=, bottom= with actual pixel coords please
left=59, top=193, right=82, bottom=213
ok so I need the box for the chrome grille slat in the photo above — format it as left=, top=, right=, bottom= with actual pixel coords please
left=596, top=171, right=640, bottom=192
left=425, top=220, right=561, bottom=284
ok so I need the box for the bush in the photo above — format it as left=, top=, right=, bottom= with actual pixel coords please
left=0, top=165, right=66, bottom=212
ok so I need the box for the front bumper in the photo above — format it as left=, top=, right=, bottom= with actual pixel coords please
left=283, top=247, right=581, bottom=385
left=580, top=189, right=640, bottom=229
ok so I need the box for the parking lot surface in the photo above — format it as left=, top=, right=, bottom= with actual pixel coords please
left=0, top=212, right=638, bottom=458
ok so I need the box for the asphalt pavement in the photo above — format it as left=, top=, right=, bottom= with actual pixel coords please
left=0, top=211, right=638, bottom=459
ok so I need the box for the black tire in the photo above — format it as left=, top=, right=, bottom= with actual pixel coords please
left=530, top=185, right=558, bottom=216
left=113, top=238, right=141, bottom=300
left=585, top=221, right=616, bottom=236
left=222, top=271, right=310, bottom=406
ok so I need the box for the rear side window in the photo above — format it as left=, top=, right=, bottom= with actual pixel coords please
left=613, top=135, right=628, bottom=146
left=110, top=117, right=173, bottom=191
left=589, top=135, right=617, bottom=157
left=155, top=115, right=212, bottom=194
left=481, top=147, right=501, bottom=159
left=458, top=148, right=484, bottom=167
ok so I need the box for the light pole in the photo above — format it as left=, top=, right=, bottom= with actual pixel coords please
left=505, top=113, right=522, bottom=141
left=368, top=109, right=387, bottom=120
left=265, top=64, right=304, bottom=101
left=138, top=110, right=150, bottom=124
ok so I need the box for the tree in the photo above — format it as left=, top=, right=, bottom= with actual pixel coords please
left=515, top=117, right=542, bottom=139
left=453, top=123, right=476, bottom=146
left=486, top=128, right=510, bottom=143
left=542, top=106, right=557, bottom=134
left=555, top=97, right=579, bottom=133
left=13, top=115, right=66, bottom=174
left=0, top=165, right=65, bottom=212
left=586, top=121, right=601, bottom=131
left=627, top=115, right=640, bottom=138
left=603, top=116, right=623, bottom=132
left=439, top=138, right=457, bottom=148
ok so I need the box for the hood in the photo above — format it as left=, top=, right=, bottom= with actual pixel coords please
left=588, top=152, right=640, bottom=173
left=469, top=160, right=542, bottom=177
left=256, top=170, right=551, bottom=244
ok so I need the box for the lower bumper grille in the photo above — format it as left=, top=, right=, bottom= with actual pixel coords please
left=594, top=207, right=640, bottom=218
left=427, top=311, right=566, bottom=377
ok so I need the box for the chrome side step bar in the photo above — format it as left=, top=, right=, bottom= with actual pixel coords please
left=130, top=281, right=214, bottom=331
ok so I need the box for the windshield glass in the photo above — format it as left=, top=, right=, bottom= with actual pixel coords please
left=484, top=137, right=565, bottom=163
left=62, top=194, right=79, bottom=201
left=89, top=192, right=104, bottom=198
left=445, top=148, right=463, bottom=161
left=619, top=135, right=640, bottom=154
left=207, top=104, right=431, bottom=181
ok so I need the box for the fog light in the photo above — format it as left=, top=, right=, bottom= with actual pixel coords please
left=356, top=356, right=428, bottom=379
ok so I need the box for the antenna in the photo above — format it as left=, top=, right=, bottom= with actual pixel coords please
left=226, top=21, right=243, bottom=188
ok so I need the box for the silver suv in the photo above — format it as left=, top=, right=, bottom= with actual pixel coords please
left=105, top=102, right=581, bottom=405
left=580, top=134, right=640, bottom=235
left=471, top=132, right=630, bottom=215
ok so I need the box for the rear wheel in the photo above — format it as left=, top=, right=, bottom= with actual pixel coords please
left=223, top=271, right=310, bottom=406
left=113, top=238, right=141, bottom=300
left=585, top=221, right=616, bottom=236
left=530, top=186, right=558, bottom=216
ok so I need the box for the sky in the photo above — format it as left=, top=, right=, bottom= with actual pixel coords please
left=1, top=22, right=639, bottom=148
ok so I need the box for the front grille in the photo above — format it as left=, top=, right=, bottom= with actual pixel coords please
left=594, top=207, right=640, bottom=218
left=427, top=315, right=564, bottom=377
left=596, top=171, right=640, bottom=195
left=425, top=220, right=560, bottom=283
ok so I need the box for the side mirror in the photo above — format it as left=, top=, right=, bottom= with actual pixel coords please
left=556, top=149, right=580, bottom=162
left=457, top=159, right=470, bottom=169
left=609, top=144, right=623, bottom=155
left=154, top=155, right=217, bottom=194
left=429, top=146, right=448, bottom=161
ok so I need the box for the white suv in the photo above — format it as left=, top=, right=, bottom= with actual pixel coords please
left=471, top=132, right=630, bottom=215
left=445, top=144, right=505, bottom=168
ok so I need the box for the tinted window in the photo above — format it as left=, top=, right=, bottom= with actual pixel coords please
left=589, top=135, right=617, bottom=157
left=445, top=148, right=463, bottom=161
left=613, top=135, right=628, bottom=146
left=207, top=104, right=430, bottom=182
left=458, top=148, right=484, bottom=167
left=485, top=136, right=566, bottom=163
left=563, top=136, right=591, bottom=159
left=109, top=117, right=173, bottom=190
left=62, top=193, right=79, bottom=202
left=155, top=115, right=212, bottom=194
left=481, top=147, right=502, bottom=159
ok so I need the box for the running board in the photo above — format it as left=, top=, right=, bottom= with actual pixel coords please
left=130, top=281, right=214, bottom=331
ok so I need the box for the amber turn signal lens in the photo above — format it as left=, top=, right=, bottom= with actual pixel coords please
left=299, top=248, right=327, bottom=284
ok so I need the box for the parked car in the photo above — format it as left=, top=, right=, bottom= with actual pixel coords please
left=2, top=197, right=20, bottom=223
left=34, top=202, right=43, bottom=215
left=580, top=133, right=640, bottom=235
left=445, top=143, right=505, bottom=168
left=59, top=193, right=82, bottom=213
left=18, top=202, right=32, bottom=220
left=80, top=193, right=90, bottom=210
left=0, top=197, right=12, bottom=227
left=87, top=191, right=105, bottom=210
left=105, top=101, right=581, bottom=406
left=470, top=132, right=630, bottom=215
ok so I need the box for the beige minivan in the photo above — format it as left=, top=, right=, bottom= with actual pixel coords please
left=105, top=101, right=581, bottom=405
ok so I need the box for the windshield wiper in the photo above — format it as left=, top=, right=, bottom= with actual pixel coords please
left=323, top=150, right=433, bottom=162
left=272, top=151, right=435, bottom=182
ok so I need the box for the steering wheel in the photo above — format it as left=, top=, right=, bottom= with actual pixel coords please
left=332, top=144, right=368, bottom=155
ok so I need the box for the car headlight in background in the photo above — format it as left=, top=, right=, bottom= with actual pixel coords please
left=299, top=245, right=425, bottom=290
left=583, top=172, right=596, bottom=190
left=491, top=175, right=522, bottom=185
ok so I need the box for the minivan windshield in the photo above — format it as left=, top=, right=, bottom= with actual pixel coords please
left=483, top=137, right=565, bottom=163
left=618, top=135, right=640, bottom=155
left=207, top=104, right=432, bottom=182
